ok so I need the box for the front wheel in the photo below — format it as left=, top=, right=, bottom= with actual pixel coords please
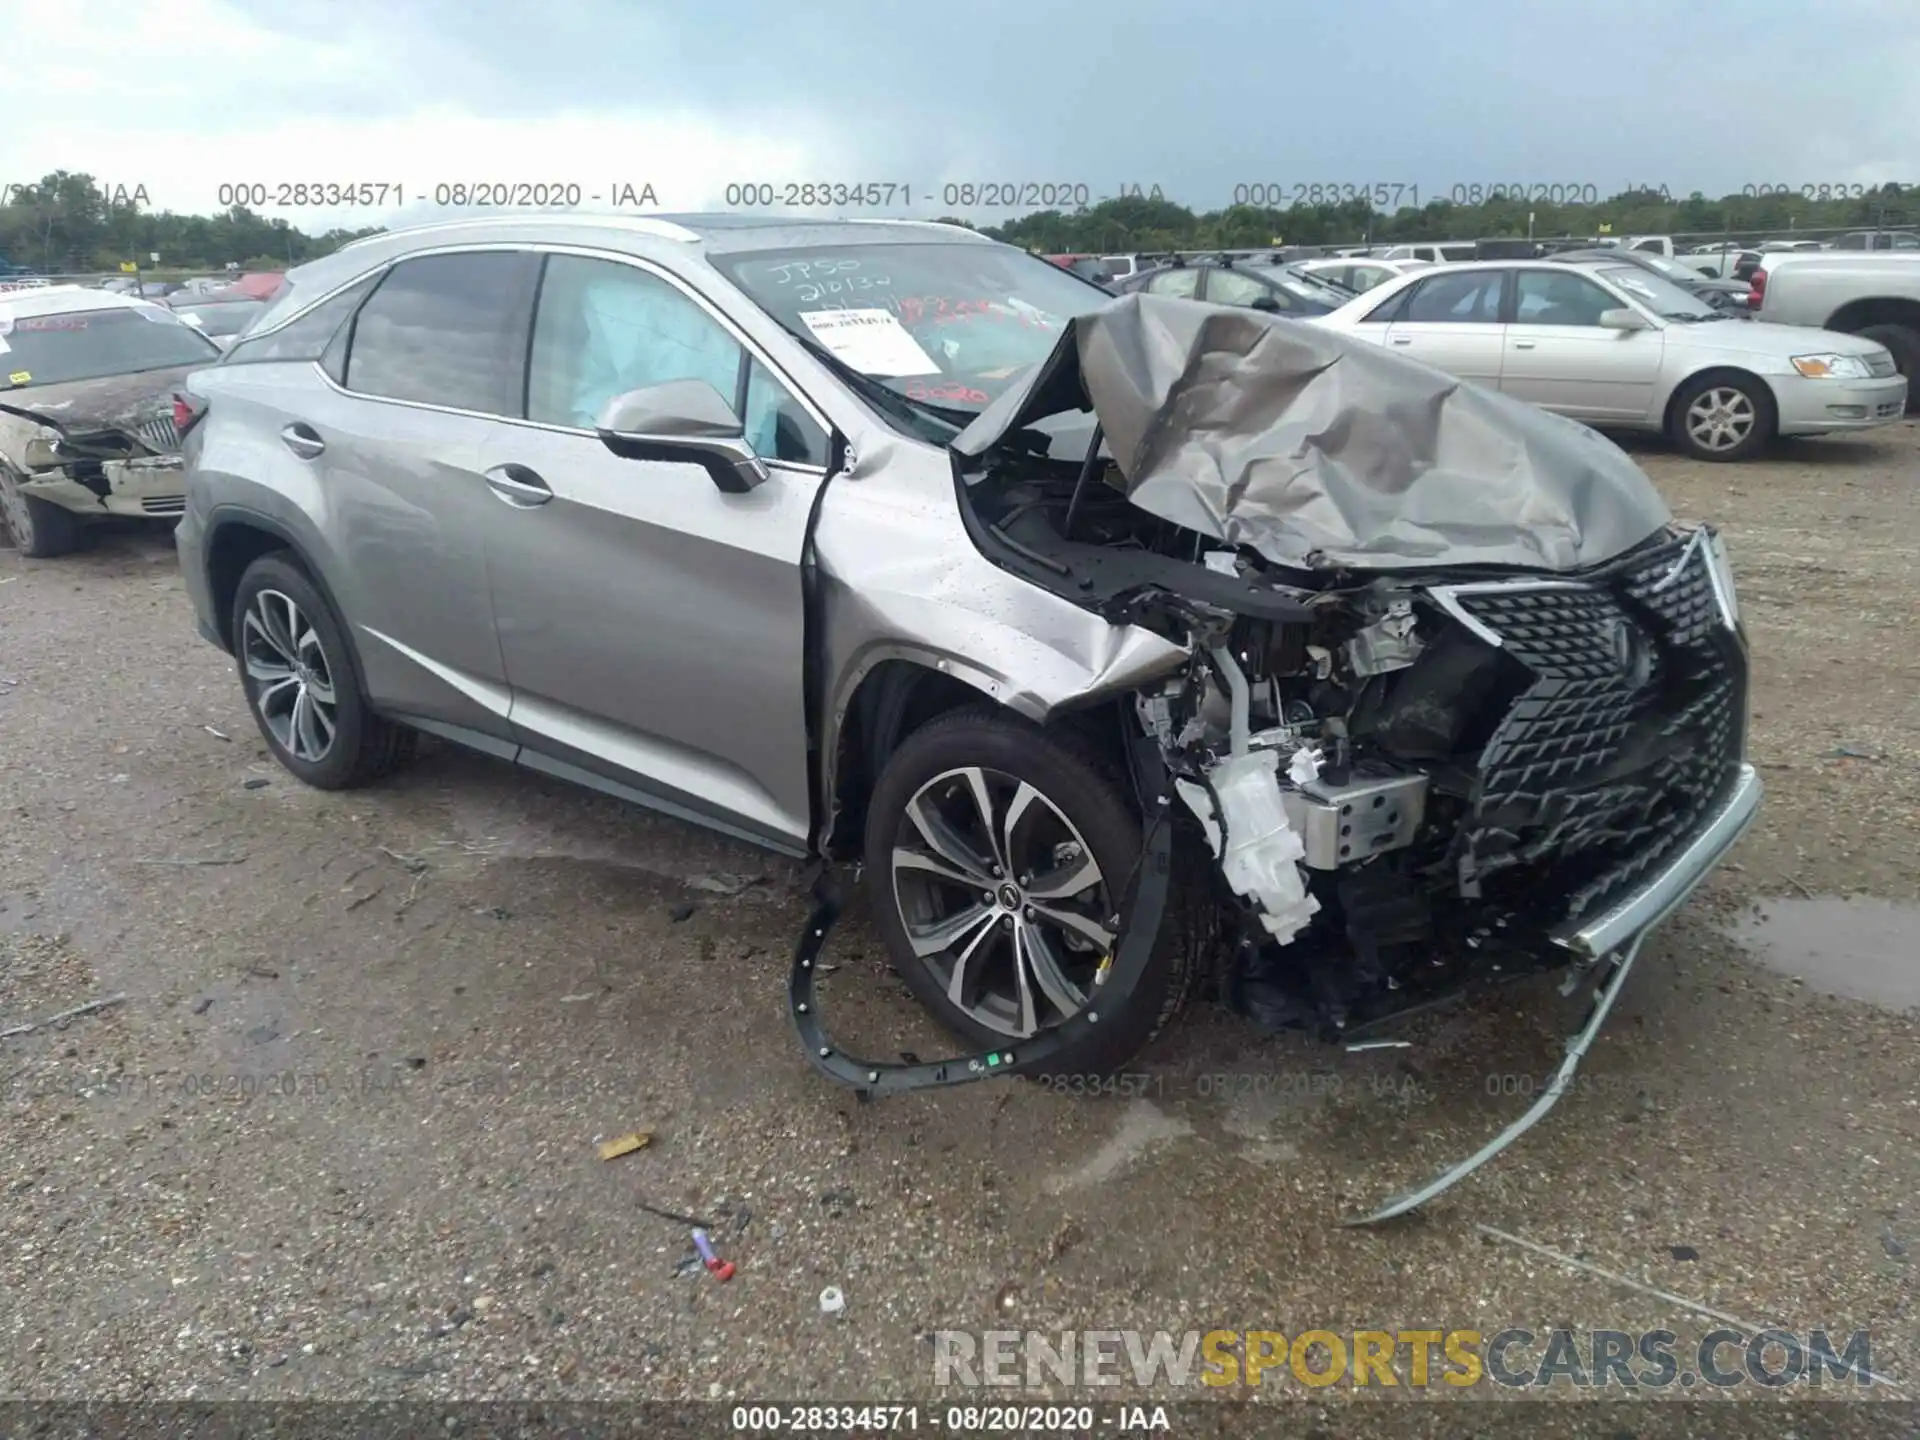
left=863, top=709, right=1190, bottom=1075
left=1670, top=372, right=1776, bottom=462
left=231, top=552, right=416, bottom=789
left=0, top=464, right=83, bottom=557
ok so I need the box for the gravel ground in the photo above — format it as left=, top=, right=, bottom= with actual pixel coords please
left=2, top=423, right=1917, bottom=1434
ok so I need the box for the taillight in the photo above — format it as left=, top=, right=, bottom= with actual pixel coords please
left=1749, top=267, right=1767, bottom=308
left=173, top=392, right=208, bottom=438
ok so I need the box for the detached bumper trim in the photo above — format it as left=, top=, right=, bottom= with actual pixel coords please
left=1551, top=762, right=1762, bottom=958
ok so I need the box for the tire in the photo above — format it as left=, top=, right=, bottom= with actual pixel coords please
left=1669, top=371, right=1777, bottom=462
left=1856, top=323, right=1920, bottom=415
left=0, top=464, right=84, bottom=558
left=863, top=707, right=1190, bottom=1075
left=231, top=552, right=416, bottom=789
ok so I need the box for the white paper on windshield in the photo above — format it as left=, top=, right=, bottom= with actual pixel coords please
left=799, top=308, right=940, bottom=377
left=0, top=337, right=10, bottom=355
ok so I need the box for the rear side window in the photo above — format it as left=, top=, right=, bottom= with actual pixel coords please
left=1400, top=270, right=1504, bottom=322
left=343, top=251, right=541, bottom=416
left=224, top=273, right=380, bottom=366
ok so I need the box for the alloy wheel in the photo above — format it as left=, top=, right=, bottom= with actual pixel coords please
left=242, top=588, right=338, bottom=763
left=889, top=765, right=1117, bottom=1038
left=1684, top=386, right=1756, bottom=452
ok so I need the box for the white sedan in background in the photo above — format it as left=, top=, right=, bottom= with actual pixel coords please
left=1311, top=259, right=1908, bottom=460
left=1293, top=256, right=1431, bottom=293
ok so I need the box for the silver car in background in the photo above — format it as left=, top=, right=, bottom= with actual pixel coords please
left=1313, top=258, right=1907, bottom=459
left=175, top=216, right=1759, bottom=1103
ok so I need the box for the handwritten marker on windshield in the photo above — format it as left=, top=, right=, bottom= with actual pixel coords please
left=691, top=1227, right=734, bottom=1282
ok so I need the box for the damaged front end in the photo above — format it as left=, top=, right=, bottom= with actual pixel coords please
left=0, top=382, right=191, bottom=524
left=788, top=293, right=1759, bottom=1220
left=947, top=291, right=1760, bottom=1043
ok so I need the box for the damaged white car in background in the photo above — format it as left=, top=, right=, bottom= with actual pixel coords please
left=0, top=285, right=220, bottom=557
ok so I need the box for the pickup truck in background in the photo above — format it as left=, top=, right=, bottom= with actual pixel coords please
left=1751, top=252, right=1920, bottom=410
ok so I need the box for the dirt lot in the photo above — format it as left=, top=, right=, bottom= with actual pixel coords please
left=2, top=424, right=1917, bottom=1433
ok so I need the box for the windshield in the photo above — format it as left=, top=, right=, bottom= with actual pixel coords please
left=0, top=304, right=220, bottom=388
left=1596, top=266, right=1721, bottom=321
left=173, top=300, right=267, bottom=337
left=1638, top=253, right=1713, bottom=285
left=715, top=242, right=1112, bottom=417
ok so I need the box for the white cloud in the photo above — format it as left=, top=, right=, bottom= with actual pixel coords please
left=2, top=0, right=844, bottom=230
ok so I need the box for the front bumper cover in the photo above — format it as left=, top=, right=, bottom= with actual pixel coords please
left=1552, top=762, right=1762, bottom=958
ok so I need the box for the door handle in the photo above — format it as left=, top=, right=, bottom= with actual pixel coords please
left=1512, top=340, right=1537, bottom=349
left=484, top=464, right=552, bottom=508
left=1390, top=336, right=1412, bottom=345
left=280, top=423, right=325, bottom=459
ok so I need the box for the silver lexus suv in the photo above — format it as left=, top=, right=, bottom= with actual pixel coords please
left=177, top=214, right=1759, bottom=1094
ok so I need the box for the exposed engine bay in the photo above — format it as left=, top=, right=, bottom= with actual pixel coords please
left=957, top=442, right=1748, bottom=1039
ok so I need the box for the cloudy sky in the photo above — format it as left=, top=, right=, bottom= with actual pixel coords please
left=7, top=0, right=1919, bottom=232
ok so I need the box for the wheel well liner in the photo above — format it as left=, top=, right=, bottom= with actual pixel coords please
left=202, top=507, right=374, bottom=703
left=825, top=659, right=1139, bottom=857
left=826, top=661, right=990, bottom=856
left=1824, top=296, right=1920, bottom=337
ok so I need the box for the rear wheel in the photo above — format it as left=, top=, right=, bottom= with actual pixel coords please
left=0, top=464, right=84, bottom=558
left=232, top=552, right=416, bottom=789
left=864, top=709, right=1190, bottom=1075
left=1669, top=372, right=1776, bottom=462
left=1856, top=323, right=1920, bottom=414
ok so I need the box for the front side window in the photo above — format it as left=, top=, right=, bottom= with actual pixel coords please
left=1513, top=270, right=1620, bottom=326
left=1401, top=270, right=1505, bottom=323
left=527, top=255, right=827, bottom=465
left=342, top=251, right=540, bottom=415
left=0, top=304, right=219, bottom=390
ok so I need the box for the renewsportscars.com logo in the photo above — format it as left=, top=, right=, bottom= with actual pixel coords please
left=933, top=1328, right=1883, bottom=1390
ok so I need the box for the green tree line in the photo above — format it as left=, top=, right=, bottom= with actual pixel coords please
left=2, top=170, right=1914, bottom=274
left=0, top=171, right=382, bottom=274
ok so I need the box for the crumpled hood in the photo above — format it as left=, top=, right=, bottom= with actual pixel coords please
left=952, top=292, right=1673, bottom=572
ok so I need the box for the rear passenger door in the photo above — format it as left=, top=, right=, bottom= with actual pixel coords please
left=1380, top=268, right=1509, bottom=386
left=475, top=251, right=832, bottom=853
left=305, top=249, right=541, bottom=746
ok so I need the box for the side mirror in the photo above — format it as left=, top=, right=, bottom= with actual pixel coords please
left=595, top=379, right=769, bottom=494
left=1249, top=294, right=1282, bottom=313
left=1598, top=307, right=1651, bottom=332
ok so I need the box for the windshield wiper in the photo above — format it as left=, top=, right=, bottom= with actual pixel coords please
left=783, top=331, right=970, bottom=438
left=1667, top=310, right=1730, bottom=322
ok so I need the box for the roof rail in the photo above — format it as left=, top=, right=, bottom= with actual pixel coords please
left=338, top=213, right=702, bottom=251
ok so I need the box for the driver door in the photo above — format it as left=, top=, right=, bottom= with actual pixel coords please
left=475, top=252, right=834, bottom=852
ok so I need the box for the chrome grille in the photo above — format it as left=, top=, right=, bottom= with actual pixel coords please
left=1448, top=538, right=1744, bottom=926
left=140, top=495, right=186, bottom=515
left=135, top=415, right=181, bottom=452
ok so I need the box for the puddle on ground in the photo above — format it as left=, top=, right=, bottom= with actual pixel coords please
left=1726, top=896, right=1920, bottom=1012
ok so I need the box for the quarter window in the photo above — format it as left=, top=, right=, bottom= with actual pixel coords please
left=527, top=254, right=827, bottom=465
left=227, top=272, right=381, bottom=367
left=342, top=251, right=540, bottom=415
